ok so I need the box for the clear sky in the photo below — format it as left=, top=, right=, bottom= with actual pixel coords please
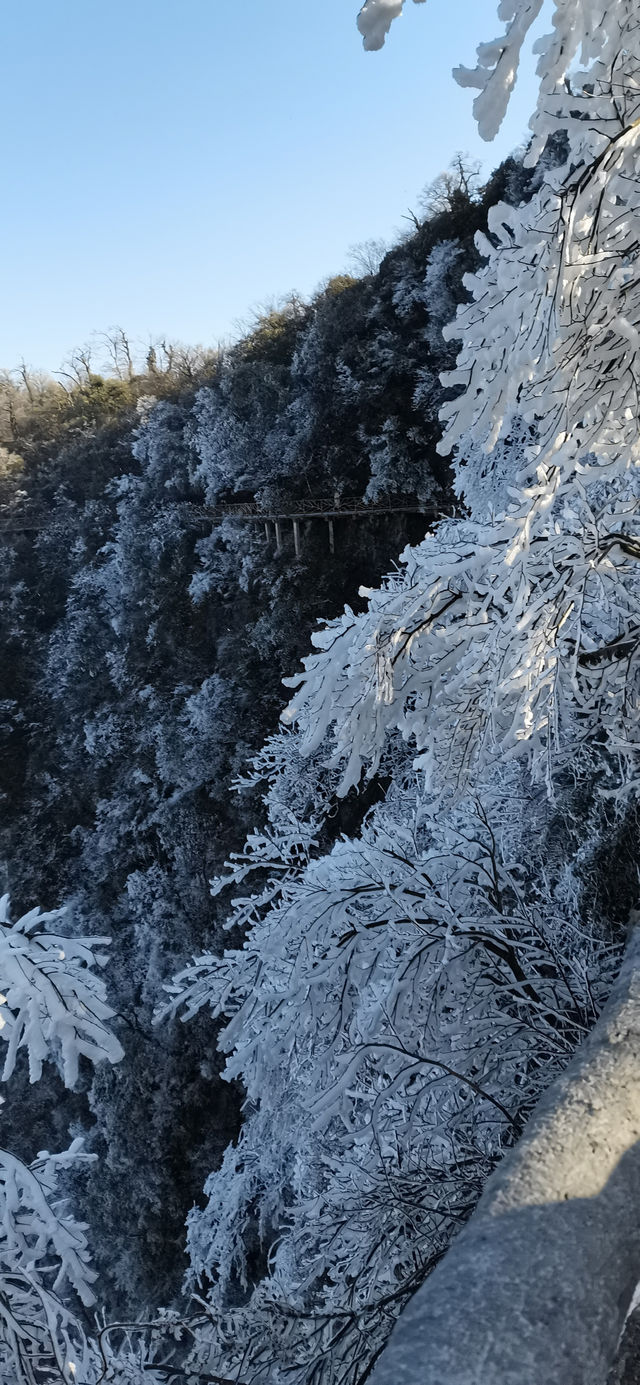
left=0, top=0, right=544, bottom=375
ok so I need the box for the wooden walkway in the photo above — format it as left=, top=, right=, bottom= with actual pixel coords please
left=192, top=496, right=436, bottom=555
left=0, top=496, right=437, bottom=555
left=209, top=496, right=435, bottom=520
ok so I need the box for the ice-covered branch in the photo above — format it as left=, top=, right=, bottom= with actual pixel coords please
left=0, top=895, right=124, bottom=1087
left=357, top=0, right=425, bottom=52
left=0, top=897, right=124, bottom=1383
left=453, top=0, right=544, bottom=141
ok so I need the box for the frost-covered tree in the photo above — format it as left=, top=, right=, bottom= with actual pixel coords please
left=0, top=895, right=122, bottom=1385
left=159, top=2, right=640, bottom=1382
left=0, top=898, right=198, bottom=1385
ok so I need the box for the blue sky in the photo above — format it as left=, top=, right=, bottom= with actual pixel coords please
left=0, top=1, right=544, bottom=374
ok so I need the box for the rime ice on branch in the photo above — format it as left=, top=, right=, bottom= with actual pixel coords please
left=357, top=0, right=426, bottom=52
left=0, top=897, right=123, bottom=1385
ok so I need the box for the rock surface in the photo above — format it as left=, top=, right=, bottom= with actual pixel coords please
left=370, top=924, right=640, bottom=1385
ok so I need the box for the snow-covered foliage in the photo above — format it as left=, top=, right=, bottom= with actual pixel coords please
left=166, top=444, right=636, bottom=1378
left=0, top=896, right=123, bottom=1086
left=5, top=2, right=640, bottom=1380
left=165, top=751, right=614, bottom=1380
left=153, top=3, right=640, bottom=1380
left=0, top=1141, right=99, bottom=1385
left=0, top=898, right=122, bottom=1385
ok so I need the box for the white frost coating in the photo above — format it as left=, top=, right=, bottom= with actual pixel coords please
left=440, top=7, right=640, bottom=468
left=453, top=1, right=638, bottom=153
left=281, top=465, right=640, bottom=802
left=453, top=0, right=544, bottom=141
left=359, top=1, right=632, bottom=155
left=0, top=1143, right=98, bottom=1309
left=357, top=0, right=426, bottom=52
left=0, top=894, right=124, bottom=1087
left=0, top=896, right=124, bottom=1385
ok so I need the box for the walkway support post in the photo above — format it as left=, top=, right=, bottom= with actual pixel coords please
left=292, top=518, right=301, bottom=558
left=274, top=520, right=283, bottom=555
left=370, top=919, right=640, bottom=1385
left=327, top=518, right=335, bottom=555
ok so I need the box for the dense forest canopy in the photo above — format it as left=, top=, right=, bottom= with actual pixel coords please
left=2, top=1, right=640, bottom=1382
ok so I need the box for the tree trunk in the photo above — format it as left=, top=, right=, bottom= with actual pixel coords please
left=370, top=921, right=640, bottom=1385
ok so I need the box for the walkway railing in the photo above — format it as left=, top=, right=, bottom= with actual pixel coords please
left=0, top=497, right=438, bottom=552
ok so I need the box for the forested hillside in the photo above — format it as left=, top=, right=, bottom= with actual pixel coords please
left=0, top=158, right=534, bottom=1317
left=4, top=24, right=640, bottom=1368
